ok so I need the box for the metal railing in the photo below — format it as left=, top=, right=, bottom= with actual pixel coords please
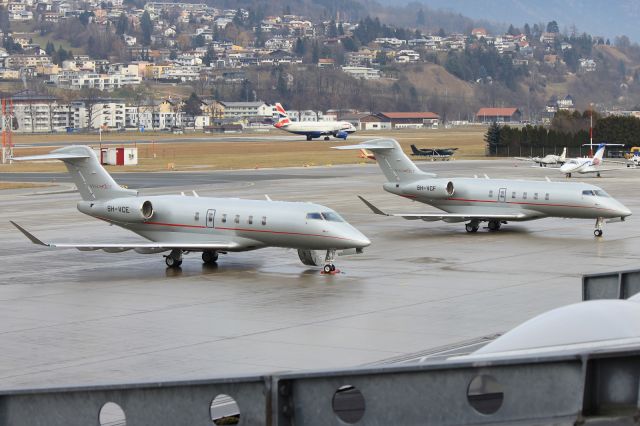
left=0, top=347, right=638, bottom=425
left=583, top=268, right=640, bottom=300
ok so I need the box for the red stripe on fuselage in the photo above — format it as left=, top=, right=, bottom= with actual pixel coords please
left=141, top=222, right=351, bottom=241
left=444, top=197, right=619, bottom=213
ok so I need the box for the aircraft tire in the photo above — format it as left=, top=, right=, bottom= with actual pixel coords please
left=465, top=224, right=478, bottom=233
left=324, top=136, right=330, bottom=141
left=488, top=220, right=501, bottom=231
left=306, top=135, right=312, bottom=141
left=324, top=264, right=333, bottom=273
left=165, top=256, right=177, bottom=267
left=202, top=250, right=218, bottom=264
left=594, top=229, right=603, bottom=237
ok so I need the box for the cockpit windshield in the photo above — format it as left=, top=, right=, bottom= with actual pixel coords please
left=321, top=212, right=344, bottom=222
left=306, top=212, right=323, bottom=220
left=582, top=189, right=610, bottom=197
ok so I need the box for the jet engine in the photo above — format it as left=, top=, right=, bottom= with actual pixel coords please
left=335, top=131, right=349, bottom=139
left=77, top=198, right=154, bottom=223
left=297, top=249, right=324, bottom=266
left=385, top=179, right=455, bottom=199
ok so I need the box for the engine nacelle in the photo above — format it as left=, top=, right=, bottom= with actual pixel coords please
left=385, top=179, right=455, bottom=199
left=78, top=198, right=154, bottom=223
left=335, top=131, right=349, bottom=139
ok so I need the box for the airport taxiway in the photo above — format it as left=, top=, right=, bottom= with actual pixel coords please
left=1, top=160, right=639, bottom=388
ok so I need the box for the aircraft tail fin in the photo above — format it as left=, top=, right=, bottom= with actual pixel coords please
left=560, top=147, right=567, bottom=162
left=333, top=139, right=435, bottom=182
left=593, top=143, right=606, bottom=165
left=13, top=146, right=137, bottom=201
left=274, top=103, right=291, bottom=128
left=410, top=144, right=421, bottom=155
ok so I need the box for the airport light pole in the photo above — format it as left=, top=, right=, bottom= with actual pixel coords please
left=589, top=102, right=594, bottom=157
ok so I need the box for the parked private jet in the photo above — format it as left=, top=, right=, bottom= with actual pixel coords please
left=334, top=139, right=631, bottom=237
left=273, top=103, right=356, bottom=141
left=10, top=146, right=370, bottom=271
left=560, top=143, right=611, bottom=177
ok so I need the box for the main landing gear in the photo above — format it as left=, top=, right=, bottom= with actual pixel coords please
left=465, top=220, right=504, bottom=233
left=202, top=250, right=218, bottom=265
left=306, top=135, right=312, bottom=141
left=565, top=172, right=572, bottom=178
left=324, top=136, right=331, bottom=141
left=465, top=222, right=479, bottom=233
left=487, top=220, right=502, bottom=231
left=594, top=217, right=604, bottom=237
left=165, top=249, right=183, bottom=268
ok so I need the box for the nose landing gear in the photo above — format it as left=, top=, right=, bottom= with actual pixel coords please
left=594, top=217, right=604, bottom=237
left=322, top=249, right=339, bottom=274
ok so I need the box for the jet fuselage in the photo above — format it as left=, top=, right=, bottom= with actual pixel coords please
left=78, top=196, right=370, bottom=251
left=384, top=177, right=631, bottom=220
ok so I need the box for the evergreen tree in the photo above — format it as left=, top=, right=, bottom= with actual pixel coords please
left=294, top=37, right=304, bottom=56
left=140, top=11, right=153, bottom=46
left=184, top=92, right=202, bottom=116
left=484, top=122, right=501, bottom=155
left=546, top=20, right=559, bottom=33
left=45, top=41, right=55, bottom=55
left=116, top=12, right=128, bottom=35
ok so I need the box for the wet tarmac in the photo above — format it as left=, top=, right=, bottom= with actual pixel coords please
left=1, top=160, right=639, bottom=388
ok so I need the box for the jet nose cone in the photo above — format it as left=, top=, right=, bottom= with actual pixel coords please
left=349, top=228, right=371, bottom=248
left=620, top=206, right=632, bottom=217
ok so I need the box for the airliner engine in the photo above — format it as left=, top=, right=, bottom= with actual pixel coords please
left=77, top=198, right=154, bottom=222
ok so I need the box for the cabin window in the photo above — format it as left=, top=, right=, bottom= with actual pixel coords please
left=248, top=215, right=253, bottom=225
left=221, top=214, right=227, bottom=223
left=523, top=192, right=527, bottom=200
left=488, top=190, right=493, bottom=198
left=534, top=192, right=538, bottom=200
left=511, top=191, right=516, bottom=199
left=545, top=193, right=550, bottom=200
left=262, top=216, right=267, bottom=225
left=306, top=212, right=323, bottom=220
left=234, top=215, right=240, bottom=224
left=194, top=212, right=200, bottom=221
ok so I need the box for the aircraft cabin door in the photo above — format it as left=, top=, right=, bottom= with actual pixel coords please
left=206, top=209, right=216, bottom=228
left=498, top=188, right=507, bottom=202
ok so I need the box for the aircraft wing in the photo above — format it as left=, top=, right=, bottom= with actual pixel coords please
left=357, top=196, right=535, bottom=223
left=10, top=221, right=240, bottom=253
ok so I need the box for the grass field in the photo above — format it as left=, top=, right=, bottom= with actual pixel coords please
left=0, top=182, right=51, bottom=190
left=0, top=127, right=488, bottom=173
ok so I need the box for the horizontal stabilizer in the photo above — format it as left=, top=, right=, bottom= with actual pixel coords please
left=333, top=139, right=397, bottom=151
left=12, top=153, right=91, bottom=161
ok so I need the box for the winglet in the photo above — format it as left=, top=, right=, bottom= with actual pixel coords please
left=357, top=196, right=389, bottom=216
left=265, top=194, right=272, bottom=201
left=10, top=221, right=49, bottom=246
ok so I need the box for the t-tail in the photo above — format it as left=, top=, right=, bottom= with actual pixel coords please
left=559, top=147, right=566, bottom=162
left=274, top=102, right=291, bottom=128
left=333, top=139, right=435, bottom=182
left=593, top=143, right=606, bottom=166
left=12, top=145, right=137, bottom=201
